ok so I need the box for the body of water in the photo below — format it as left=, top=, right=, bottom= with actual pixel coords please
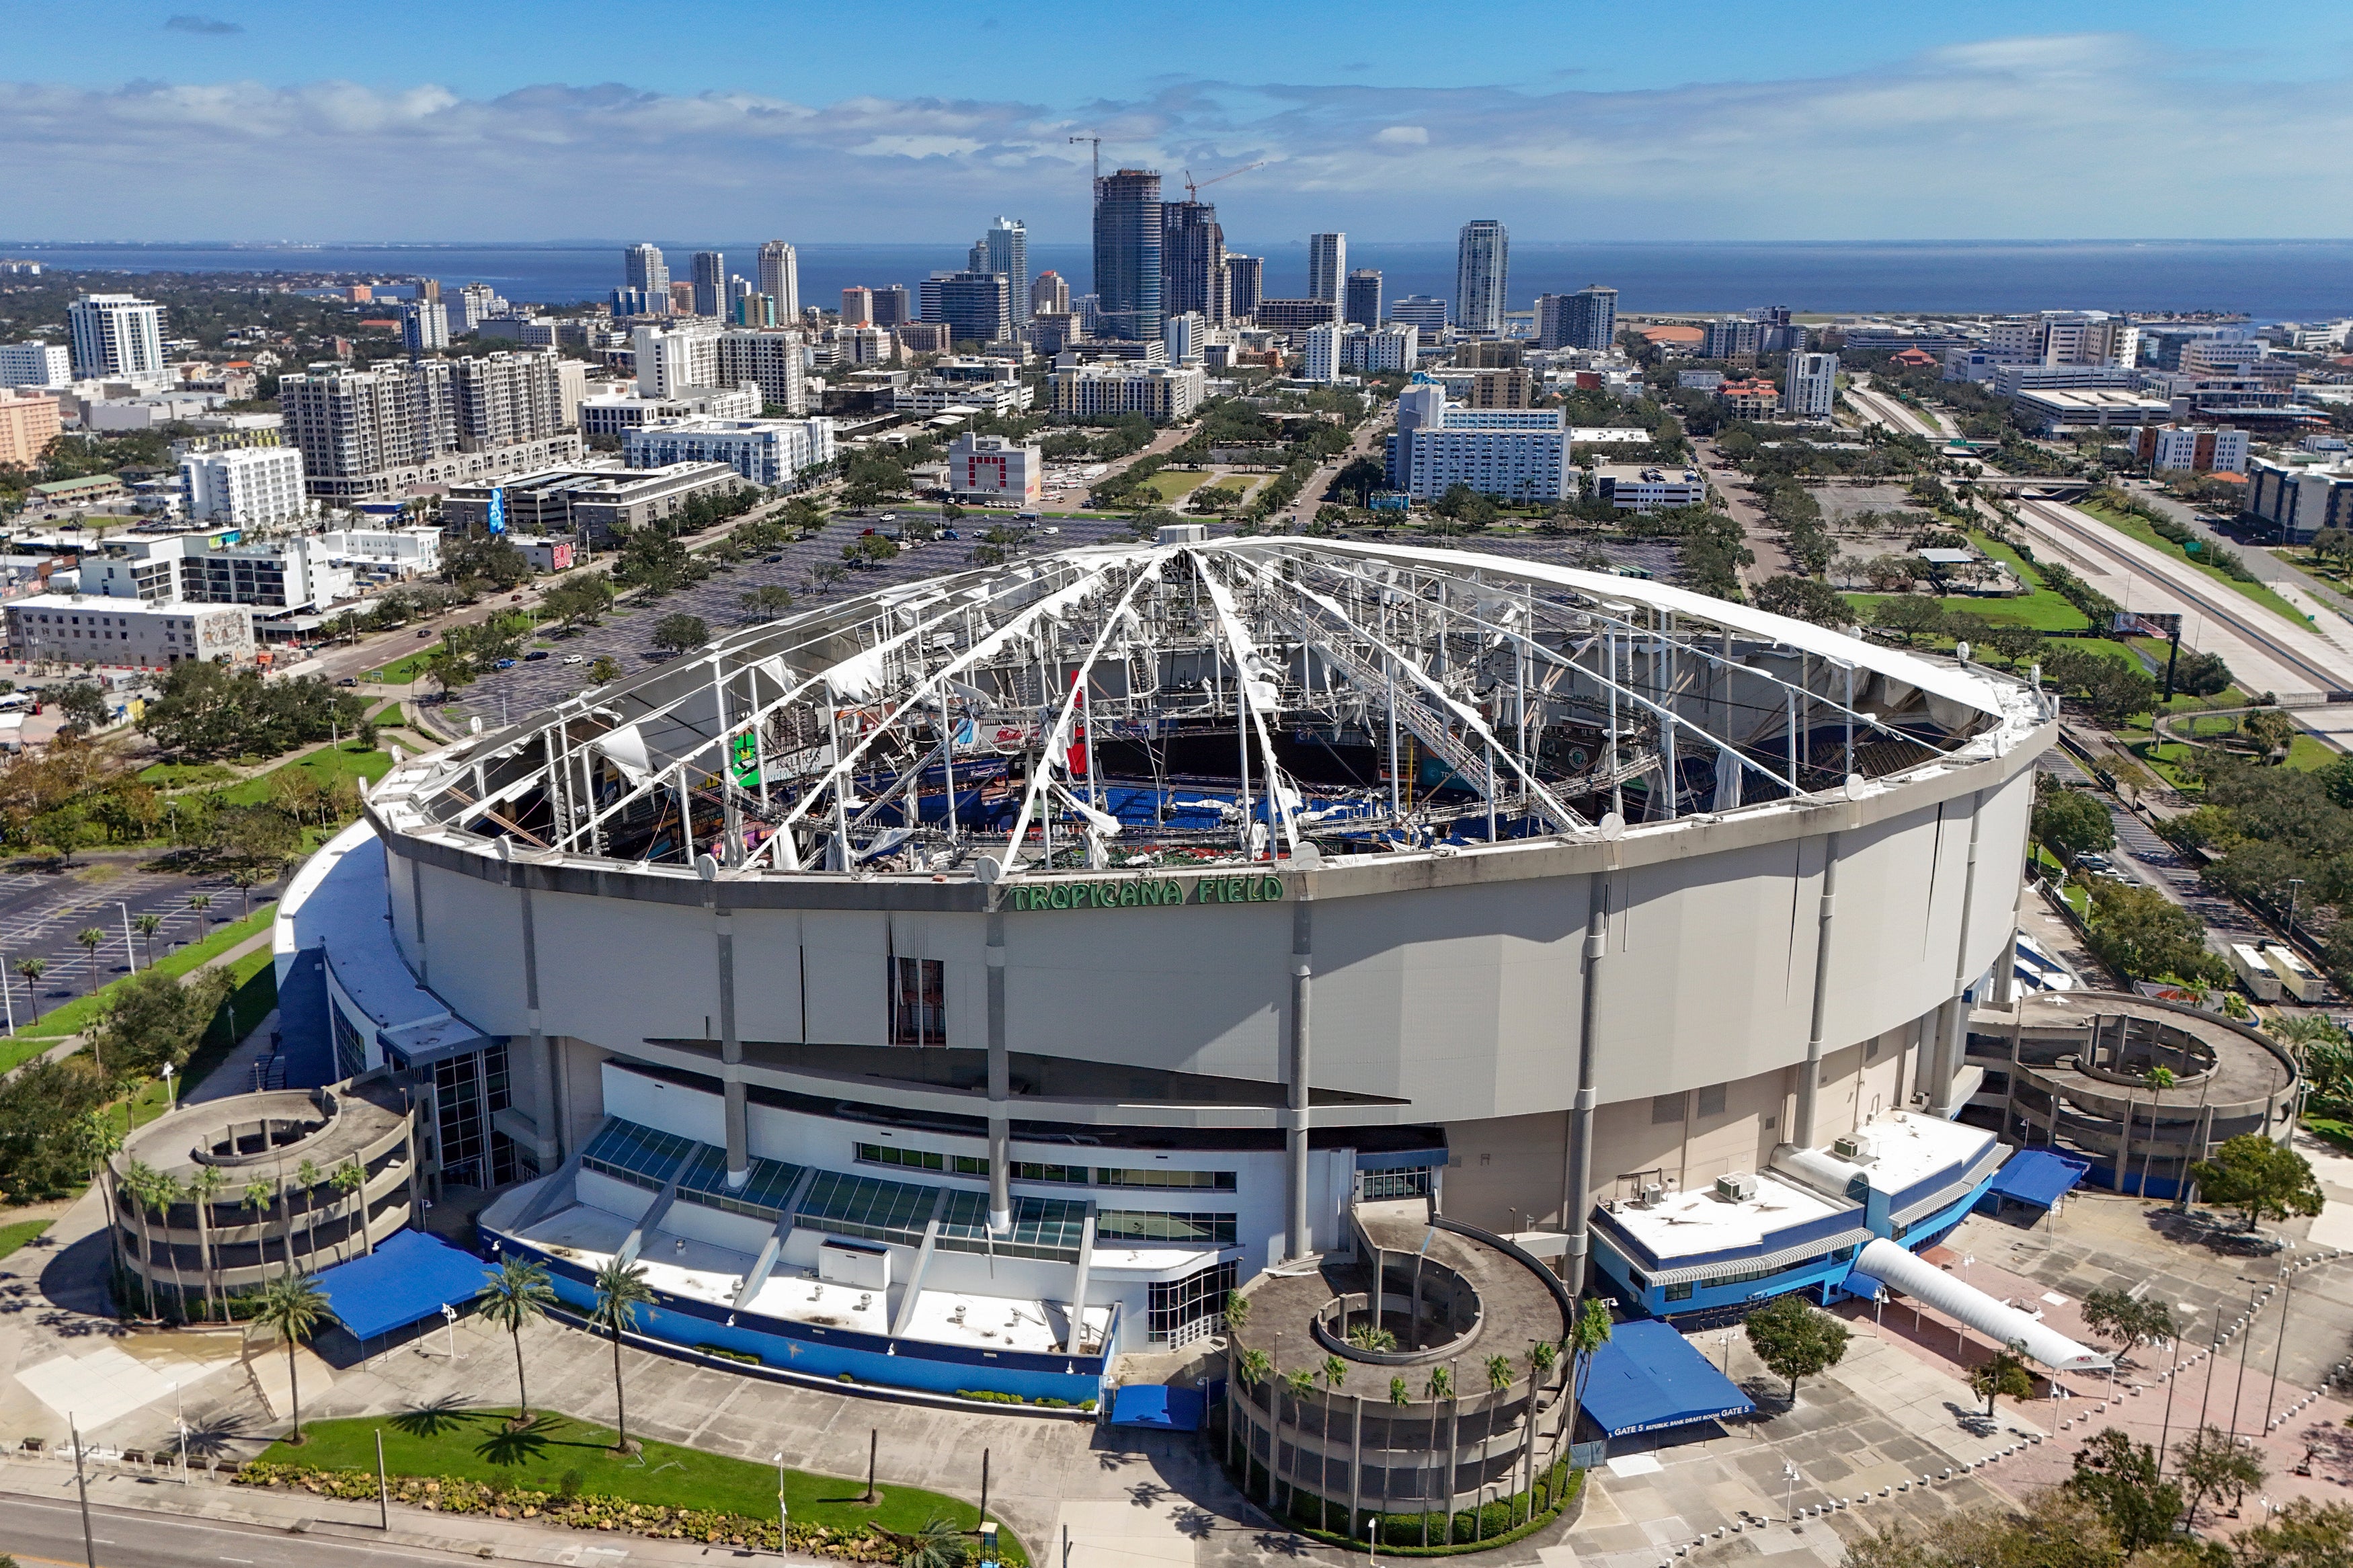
left=6, top=238, right=2352, bottom=321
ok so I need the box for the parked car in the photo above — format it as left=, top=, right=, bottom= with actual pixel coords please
left=562, top=654, right=584, bottom=665
left=764, top=554, right=784, bottom=563
left=493, top=657, right=517, bottom=669
left=524, top=650, right=550, bottom=661
left=336, top=677, right=358, bottom=687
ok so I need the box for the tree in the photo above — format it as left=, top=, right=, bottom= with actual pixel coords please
left=422, top=645, right=476, bottom=700
left=586, top=656, right=621, bottom=686
left=1984, top=624, right=2048, bottom=670
left=93, top=966, right=235, bottom=1081
left=2233, top=1499, right=2353, bottom=1568
left=74, top=927, right=106, bottom=997
left=2085, top=880, right=2229, bottom=986
left=1969, top=1339, right=2036, bottom=1417
left=2188, top=1133, right=2323, bottom=1234
left=252, top=1272, right=332, bottom=1443
left=2243, top=707, right=2296, bottom=761
left=1745, top=1293, right=1851, bottom=1401
left=134, top=1167, right=190, bottom=1320
left=2079, top=1288, right=2175, bottom=1365
left=2173, top=649, right=2232, bottom=699
left=54, top=682, right=110, bottom=735
left=31, top=802, right=91, bottom=864
left=737, top=585, right=795, bottom=622
left=186, top=1163, right=225, bottom=1320
left=590, top=1257, right=655, bottom=1454
left=2064, top=1428, right=2182, bottom=1553
left=2034, top=786, right=2116, bottom=864
left=1755, top=575, right=1853, bottom=629
left=328, top=1160, right=366, bottom=1262
left=2171, top=1426, right=2266, bottom=1528
left=1870, top=596, right=1947, bottom=645
left=842, top=532, right=897, bottom=567
left=1568, top=1296, right=1612, bottom=1417
left=242, top=1179, right=277, bottom=1270
left=1335, top=454, right=1386, bottom=505
left=14, top=958, right=44, bottom=1022
left=894, top=1516, right=967, bottom=1568
left=541, top=574, right=615, bottom=631
left=651, top=613, right=709, bottom=655
left=475, top=1255, right=557, bottom=1422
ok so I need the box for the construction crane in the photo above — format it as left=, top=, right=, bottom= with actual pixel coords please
left=1183, top=160, right=1271, bottom=202
left=1068, top=134, right=1102, bottom=184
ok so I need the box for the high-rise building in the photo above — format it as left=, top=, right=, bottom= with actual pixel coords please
left=1162, top=202, right=1228, bottom=324
left=448, top=352, right=569, bottom=450
left=1092, top=169, right=1164, bottom=343
left=1030, top=272, right=1070, bottom=317
left=0, top=390, right=61, bottom=468
left=692, top=252, right=726, bottom=318
left=1307, top=233, right=1347, bottom=305
left=1469, top=367, right=1535, bottom=409
left=973, top=218, right=1029, bottom=326
left=871, top=286, right=914, bottom=329
left=401, top=300, right=450, bottom=356
left=180, top=445, right=307, bottom=530
left=67, top=294, right=165, bottom=380
left=1538, top=286, right=1617, bottom=352
left=841, top=287, right=875, bottom=327
left=1782, top=352, right=1839, bottom=419
left=1390, top=294, right=1447, bottom=333
left=1301, top=322, right=1345, bottom=384
left=1702, top=318, right=1761, bottom=360
left=1164, top=312, right=1207, bottom=366
left=633, top=321, right=723, bottom=399
left=1225, top=255, right=1263, bottom=320
left=0, top=342, right=71, bottom=388
left=756, top=242, right=800, bottom=321
left=1343, top=270, right=1383, bottom=331
left=279, top=354, right=577, bottom=500
left=938, top=272, right=1012, bottom=347
left=625, top=244, right=670, bottom=297
left=452, top=283, right=505, bottom=333
left=717, top=330, right=807, bottom=414
left=1454, top=220, right=1509, bottom=335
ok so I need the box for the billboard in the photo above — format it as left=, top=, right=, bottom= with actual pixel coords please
left=487, top=488, right=507, bottom=535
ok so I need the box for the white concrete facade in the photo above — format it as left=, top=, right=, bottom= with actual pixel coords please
left=180, top=445, right=308, bottom=529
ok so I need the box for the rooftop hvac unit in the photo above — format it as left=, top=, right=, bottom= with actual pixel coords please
left=1636, top=1182, right=1667, bottom=1208
left=1832, top=1133, right=1880, bottom=1163
left=1715, top=1171, right=1759, bottom=1202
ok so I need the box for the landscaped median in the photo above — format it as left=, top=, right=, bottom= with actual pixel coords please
left=246, top=1408, right=1027, bottom=1563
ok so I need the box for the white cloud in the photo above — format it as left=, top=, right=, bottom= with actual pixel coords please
left=0, top=37, right=2348, bottom=238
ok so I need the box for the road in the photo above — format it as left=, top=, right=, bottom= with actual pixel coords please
left=0, top=1493, right=499, bottom=1568
left=1843, top=376, right=1953, bottom=440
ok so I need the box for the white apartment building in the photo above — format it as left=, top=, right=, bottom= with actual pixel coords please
left=180, top=445, right=308, bottom=529
left=1782, top=352, right=1839, bottom=419
left=6, top=594, right=253, bottom=668
left=633, top=321, right=723, bottom=398
left=577, top=386, right=760, bottom=440
left=757, top=242, right=801, bottom=321
left=67, top=296, right=166, bottom=380
left=403, top=301, right=450, bottom=355
left=1383, top=382, right=1568, bottom=501
left=1049, top=362, right=1208, bottom=420
left=2139, top=424, right=2249, bottom=474
left=1164, top=311, right=1207, bottom=366
left=623, top=417, right=835, bottom=487
left=716, top=329, right=807, bottom=413
left=0, top=343, right=71, bottom=388
left=1591, top=464, right=1707, bottom=511
left=947, top=432, right=1042, bottom=506
left=1300, top=322, right=1345, bottom=384
left=1342, top=324, right=1420, bottom=373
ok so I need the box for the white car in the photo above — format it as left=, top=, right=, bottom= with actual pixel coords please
left=562, top=654, right=584, bottom=665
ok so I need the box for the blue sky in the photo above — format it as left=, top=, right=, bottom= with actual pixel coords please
left=4, top=1, right=2352, bottom=241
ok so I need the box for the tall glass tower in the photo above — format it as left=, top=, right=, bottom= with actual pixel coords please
left=973, top=218, right=1030, bottom=326
left=623, top=243, right=669, bottom=296
left=1092, top=169, right=1163, bottom=343
left=1455, top=220, right=1509, bottom=335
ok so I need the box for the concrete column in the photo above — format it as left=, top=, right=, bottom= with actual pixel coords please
left=1930, top=791, right=1987, bottom=1117
left=715, top=903, right=747, bottom=1186
left=1792, top=833, right=1841, bottom=1148
left=986, top=907, right=1010, bottom=1233
left=1285, top=900, right=1313, bottom=1263
left=512, top=861, right=561, bottom=1169
left=406, top=857, right=429, bottom=982
left=1560, top=872, right=1607, bottom=1294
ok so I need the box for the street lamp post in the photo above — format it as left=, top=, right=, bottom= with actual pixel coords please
left=772, top=1450, right=787, bottom=1555
left=2286, top=878, right=2306, bottom=952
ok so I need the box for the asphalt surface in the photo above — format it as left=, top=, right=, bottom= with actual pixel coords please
left=0, top=1492, right=500, bottom=1568
left=0, top=862, right=260, bottom=1034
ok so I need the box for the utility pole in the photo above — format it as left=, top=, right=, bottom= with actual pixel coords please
left=71, top=1415, right=95, bottom=1568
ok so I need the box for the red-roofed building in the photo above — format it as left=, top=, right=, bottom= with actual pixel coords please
left=1889, top=347, right=1939, bottom=370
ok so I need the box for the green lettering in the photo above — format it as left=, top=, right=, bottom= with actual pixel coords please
left=1119, top=882, right=1138, bottom=907
left=1261, top=875, right=1284, bottom=901
left=1011, top=887, right=1032, bottom=911
left=1227, top=877, right=1245, bottom=903
left=1049, top=884, right=1070, bottom=909
left=1164, top=880, right=1183, bottom=905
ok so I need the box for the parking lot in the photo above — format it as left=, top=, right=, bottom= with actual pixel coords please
left=0, top=860, right=256, bottom=1028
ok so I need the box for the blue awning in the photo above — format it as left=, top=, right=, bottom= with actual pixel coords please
left=310, top=1229, right=497, bottom=1342
left=1578, top=1320, right=1755, bottom=1439
left=1981, top=1150, right=2089, bottom=1210
left=1109, top=1384, right=1207, bottom=1430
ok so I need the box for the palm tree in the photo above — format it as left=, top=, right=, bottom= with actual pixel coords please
left=138, top=1169, right=191, bottom=1321
left=252, top=1272, right=331, bottom=1443
left=590, top=1257, right=655, bottom=1453
left=292, top=1160, right=320, bottom=1262
left=242, top=1179, right=277, bottom=1271
left=69, top=1111, right=124, bottom=1284
left=1568, top=1297, right=1612, bottom=1421
left=1425, top=1365, right=1454, bottom=1546
left=329, top=1161, right=368, bottom=1260
left=231, top=868, right=264, bottom=922
left=188, top=892, right=212, bottom=926
left=132, top=913, right=163, bottom=969
left=187, top=1165, right=226, bottom=1321
left=119, top=1161, right=162, bottom=1319
left=475, top=1255, right=557, bottom=1423
left=75, top=927, right=106, bottom=995
left=15, top=956, right=45, bottom=1023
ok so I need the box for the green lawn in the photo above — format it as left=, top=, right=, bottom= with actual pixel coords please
left=2077, top=501, right=2315, bottom=630
left=138, top=761, right=239, bottom=788
left=366, top=647, right=443, bottom=685
left=214, top=743, right=393, bottom=809
left=262, top=1409, right=1025, bottom=1562
left=0, top=1218, right=51, bottom=1262
left=1964, top=530, right=2098, bottom=630
left=5, top=900, right=278, bottom=1048
left=1141, top=469, right=1211, bottom=502
left=2286, top=733, right=2338, bottom=773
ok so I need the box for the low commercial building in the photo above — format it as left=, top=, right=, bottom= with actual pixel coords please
left=1384, top=382, right=1570, bottom=502
left=5, top=593, right=254, bottom=667
left=622, top=416, right=836, bottom=488
left=444, top=462, right=744, bottom=545
left=577, top=386, right=760, bottom=440
left=893, top=379, right=1028, bottom=417
left=83, top=532, right=353, bottom=612
left=1592, top=464, right=1708, bottom=511
left=315, top=525, right=444, bottom=581
left=947, top=433, right=1042, bottom=507
left=2009, top=387, right=2173, bottom=433
left=1049, top=361, right=1207, bottom=419
left=180, top=444, right=307, bottom=529
left=0, top=390, right=61, bottom=467
left=1989, top=364, right=2143, bottom=399
left=2245, top=457, right=2353, bottom=542
left=2135, top=424, right=2249, bottom=474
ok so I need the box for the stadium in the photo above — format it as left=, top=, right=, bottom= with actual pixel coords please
left=275, top=528, right=2062, bottom=1408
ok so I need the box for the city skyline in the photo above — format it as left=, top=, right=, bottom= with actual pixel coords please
left=3, top=2, right=2353, bottom=240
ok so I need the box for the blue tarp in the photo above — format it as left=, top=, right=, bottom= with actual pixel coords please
left=1109, top=1384, right=1207, bottom=1430
left=311, top=1229, right=496, bottom=1342
left=1578, top=1320, right=1756, bottom=1438
left=1981, top=1150, right=2089, bottom=1211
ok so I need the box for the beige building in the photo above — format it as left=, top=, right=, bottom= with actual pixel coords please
left=1049, top=360, right=1207, bottom=419
left=6, top=593, right=254, bottom=668
left=0, top=389, right=61, bottom=467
